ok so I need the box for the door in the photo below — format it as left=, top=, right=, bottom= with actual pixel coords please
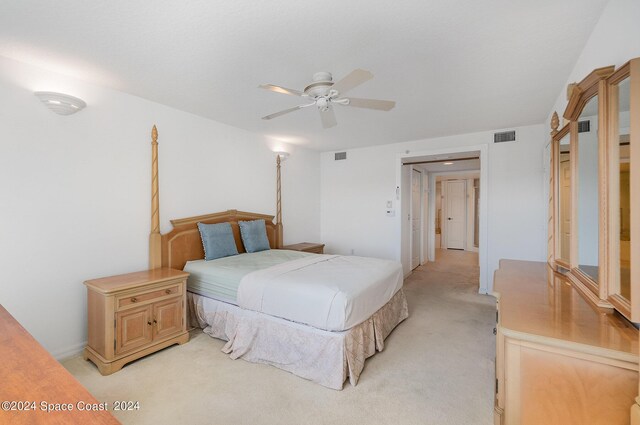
left=153, top=297, right=182, bottom=340
left=446, top=180, right=466, bottom=249
left=411, top=169, right=422, bottom=269
left=116, top=304, right=153, bottom=355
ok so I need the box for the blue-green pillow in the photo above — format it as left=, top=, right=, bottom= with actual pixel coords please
left=239, top=219, right=271, bottom=253
left=197, top=222, right=239, bottom=260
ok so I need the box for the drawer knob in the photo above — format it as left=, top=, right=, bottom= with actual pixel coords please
left=147, top=321, right=152, bottom=326
left=131, top=297, right=138, bottom=303
left=153, top=319, right=157, bottom=325
left=165, top=289, right=172, bottom=294
left=493, top=327, right=497, bottom=335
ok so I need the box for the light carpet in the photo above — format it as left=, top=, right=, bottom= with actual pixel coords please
left=63, top=249, right=496, bottom=425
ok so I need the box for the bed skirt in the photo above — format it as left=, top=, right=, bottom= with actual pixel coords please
left=187, top=288, right=409, bottom=390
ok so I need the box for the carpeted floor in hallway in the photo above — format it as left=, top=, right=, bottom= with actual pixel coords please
left=64, top=249, right=496, bottom=425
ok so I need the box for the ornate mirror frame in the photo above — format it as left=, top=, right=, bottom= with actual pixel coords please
left=549, top=59, right=639, bottom=321
left=550, top=123, right=571, bottom=270
left=606, top=59, right=640, bottom=321
left=562, top=65, right=615, bottom=308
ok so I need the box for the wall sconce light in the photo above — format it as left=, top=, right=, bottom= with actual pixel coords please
left=34, top=91, right=87, bottom=115
left=275, top=151, right=290, bottom=161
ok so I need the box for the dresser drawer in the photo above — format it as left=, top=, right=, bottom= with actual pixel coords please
left=116, top=282, right=182, bottom=310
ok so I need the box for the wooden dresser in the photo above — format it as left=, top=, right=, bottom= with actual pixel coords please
left=84, top=268, right=189, bottom=375
left=493, top=260, right=639, bottom=425
left=0, top=305, right=119, bottom=424
left=281, top=242, right=325, bottom=254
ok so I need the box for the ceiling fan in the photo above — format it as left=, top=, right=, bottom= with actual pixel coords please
left=259, top=69, right=396, bottom=129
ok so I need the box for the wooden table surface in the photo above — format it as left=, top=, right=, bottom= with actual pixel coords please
left=0, top=305, right=120, bottom=424
left=84, top=267, right=189, bottom=294
left=494, top=260, right=638, bottom=356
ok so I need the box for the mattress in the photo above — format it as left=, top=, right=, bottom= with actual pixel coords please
left=184, top=249, right=312, bottom=304
left=237, top=254, right=404, bottom=331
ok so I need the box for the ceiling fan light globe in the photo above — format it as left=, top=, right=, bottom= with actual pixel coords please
left=316, top=97, right=328, bottom=109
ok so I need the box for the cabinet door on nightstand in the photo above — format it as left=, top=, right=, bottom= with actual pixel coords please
left=116, top=305, right=153, bottom=355
left=153, top=297, right=182, bottom=340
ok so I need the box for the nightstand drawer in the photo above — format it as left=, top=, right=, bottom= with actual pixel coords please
left=116, top=282, right=181, bottom=310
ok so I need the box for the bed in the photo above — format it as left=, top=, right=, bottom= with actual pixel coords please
left=146, top=127, right=408, bottom=389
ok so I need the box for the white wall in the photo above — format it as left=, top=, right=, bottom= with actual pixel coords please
left=320, top=124, right=547, bottom=292
left=0, top=56, right=320, bottom=358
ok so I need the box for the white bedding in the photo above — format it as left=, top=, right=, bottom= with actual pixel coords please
left=184, top=250, right=311, bottom=304
left=237, top=254, right=403, bottom=331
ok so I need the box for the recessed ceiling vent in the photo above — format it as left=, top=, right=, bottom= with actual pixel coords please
left=494, top=130, right=516, bottom=143
left=578, top=120, right=591, bottom=133
left=335, top=152, right=347, bottom=161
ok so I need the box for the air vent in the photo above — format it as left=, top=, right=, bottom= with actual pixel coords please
left=578, top=120, right=591, bottom=133
left=334, top=152, right=347, bottom=161
left=494, top=130, right=516, bottom=143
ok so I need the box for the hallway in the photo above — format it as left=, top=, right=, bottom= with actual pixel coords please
left=401, top=246, right=495, bottom=423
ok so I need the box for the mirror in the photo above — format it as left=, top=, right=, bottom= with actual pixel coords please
left=576, top=95, right=599, bottom=283
left=558, top=133, right=571, bottom=264
left=617, top=77, right=631, bottom=300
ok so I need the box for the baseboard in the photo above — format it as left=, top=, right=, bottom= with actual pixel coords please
left=52, top=340, right=87, bottom=361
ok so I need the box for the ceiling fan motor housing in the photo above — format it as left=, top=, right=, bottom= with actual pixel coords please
left=304, top=71, right=334, bottom=97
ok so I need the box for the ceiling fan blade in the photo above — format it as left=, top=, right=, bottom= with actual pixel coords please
left=320, top=107, right=337, bottom=129
left=331, top=69, right=374, bottom=95
left=262, top=105, right=306, bottom=120
left=345, top=97, right=396, bottom=111
left=259, top=84, right=304, bottom=97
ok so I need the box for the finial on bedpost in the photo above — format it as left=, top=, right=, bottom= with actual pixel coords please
left=550, top=111, right=559, bottom=136
left=275, top=154, right=283, bottom=248
left=149, top=125, right=162, bottom=269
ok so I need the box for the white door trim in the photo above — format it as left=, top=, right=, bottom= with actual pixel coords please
left=410, top=168, right=422, bottom=270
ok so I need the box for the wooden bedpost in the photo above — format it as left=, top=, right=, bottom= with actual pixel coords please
left=149, top=125, right=162, bottom=269
left=275, top=154, right=284, bottom=248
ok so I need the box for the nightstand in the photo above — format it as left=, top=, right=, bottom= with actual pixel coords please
left=282, top=242, right=325, bottom=254
left=83, top=268, right=189, bottom=375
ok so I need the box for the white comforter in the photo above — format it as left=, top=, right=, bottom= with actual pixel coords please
left=236, top=254, right=403, bottom=331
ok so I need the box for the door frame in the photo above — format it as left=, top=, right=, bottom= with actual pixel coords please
left=396, top=144, right=489, bottom=294
left=410, top=168, right=423, bottom=269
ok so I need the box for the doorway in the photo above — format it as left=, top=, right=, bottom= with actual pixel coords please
left=438, top=175, right=480, bottom=253
left=398, top=145, right=489, bottom=294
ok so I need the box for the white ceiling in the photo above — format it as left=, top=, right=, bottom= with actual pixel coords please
left=0, top=0, right=608, bottom=151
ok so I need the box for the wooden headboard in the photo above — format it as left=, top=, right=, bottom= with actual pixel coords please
left=147, top=126, right=284, bottom=270
left=160, top=210, right=278, bottom=270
